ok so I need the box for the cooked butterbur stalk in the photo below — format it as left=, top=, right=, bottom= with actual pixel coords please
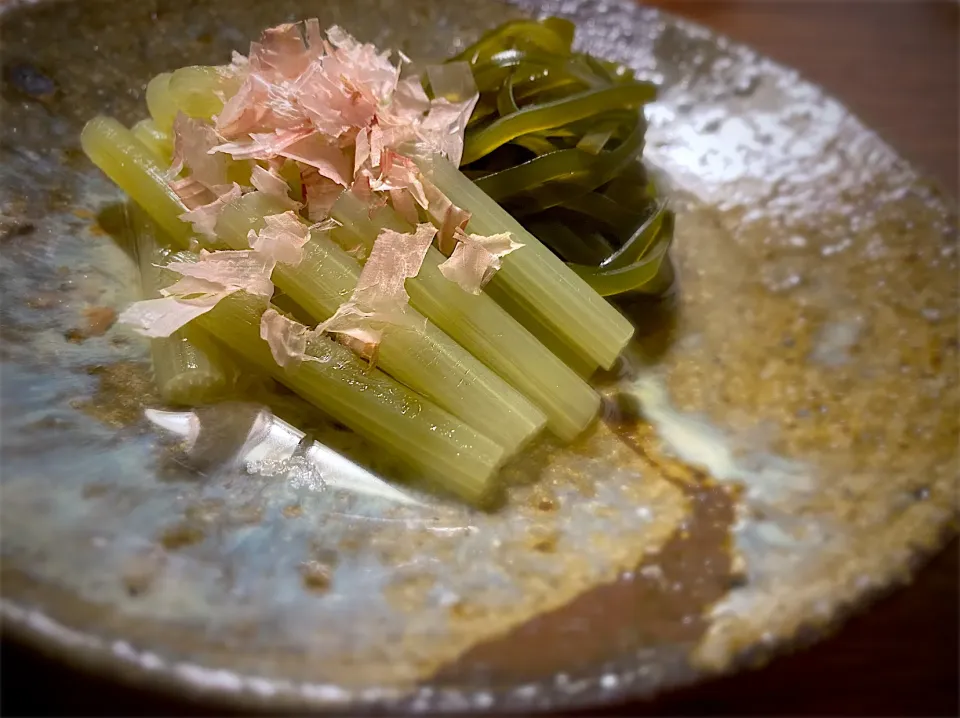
left=149, top=330, right=234, bottom=406
left=216, top=192, right=547, bottom=456
left=331, top=191, right=601, bottom=440
left=80, top=116, right=194, bottom=248
left=167, top=66, right=234, bottom=121
left=130, top=119, right=173, bottom=165
left=145, top=73, right=177, bottom=132
left=145, top=67, right=233, bottom=132
left=131, top=205, right=234, bottom=405
left=476, top=280, right=601, bottom=380
left=413, top=152, right=635, bottom=370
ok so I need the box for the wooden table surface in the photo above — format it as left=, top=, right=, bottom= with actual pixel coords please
left=2, top=2, right=957, bottom=716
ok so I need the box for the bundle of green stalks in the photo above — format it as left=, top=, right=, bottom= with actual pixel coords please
left=80, top=16, right=669, bottom=505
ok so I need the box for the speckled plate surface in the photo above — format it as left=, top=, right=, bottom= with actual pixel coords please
left=1, top=0, right=957, bottom=712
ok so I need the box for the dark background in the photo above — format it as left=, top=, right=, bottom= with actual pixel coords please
left=2, top=1, right=958, bottom=715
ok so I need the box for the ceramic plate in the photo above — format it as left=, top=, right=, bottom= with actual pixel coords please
left=1, top=0, right=956, bottom=712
